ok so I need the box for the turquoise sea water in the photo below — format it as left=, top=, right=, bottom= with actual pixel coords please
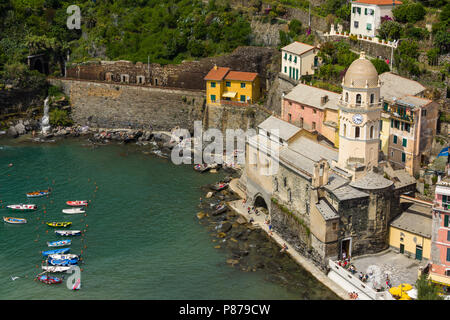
left=0, top=138, right=337, bottom=300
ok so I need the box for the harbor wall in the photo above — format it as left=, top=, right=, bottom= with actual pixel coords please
left=48, top=78, right=271, bottom=133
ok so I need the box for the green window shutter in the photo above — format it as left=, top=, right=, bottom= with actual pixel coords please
left=447, top=230, right=450, bottom=242
left=447, top=248, right=450, bottom=262
left=241, top=83, right=245, bottom=88
left=393, top=135, right=397, bottom=144
left=402, top=138, right=407, bottom=147
left=211, top=82, right=216, bottom=88
left=284, top=53, right=287, bottom=60
left=401, top=152, right=406, bottom=163
left=284, top=66, right=287, bottom=73
left=445, top=214, right=449, bottom=227
left=211, top=94, right=216, bottom=102
left=364, top=8, right=367, bottom=15
left=391, top=119, right=393, bottom=127
left=240, top=95, right=246, bottom=102
left=443, top=195, right=448, bottom=205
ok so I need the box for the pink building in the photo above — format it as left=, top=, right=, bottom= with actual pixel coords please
left=281, top=83, right=340, bottom=146
left=428, top=177, right=450, bottom=294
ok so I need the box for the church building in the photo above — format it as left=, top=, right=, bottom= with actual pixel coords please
left=241, top=52, right=416, bottom=270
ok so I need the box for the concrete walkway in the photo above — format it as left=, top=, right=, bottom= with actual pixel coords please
left=227, top=179, right=350, bottom=300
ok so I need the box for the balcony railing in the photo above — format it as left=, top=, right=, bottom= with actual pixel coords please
left=220, top=99, right=250, bottom=107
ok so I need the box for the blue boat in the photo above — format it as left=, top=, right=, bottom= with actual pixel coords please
left=47, top=239, right=71, bottom=247
left=42, top=248, right=70, bottom=257
left=47, top=257, right=78, bottom=266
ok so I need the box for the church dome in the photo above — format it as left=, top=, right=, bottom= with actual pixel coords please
left=343, top=52, right=379, bottom=88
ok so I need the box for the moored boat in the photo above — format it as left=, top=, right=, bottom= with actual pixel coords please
left=26, top=189, right=51, bottom=198
left=3, top=217, right=27, bottom=224
left=48, top=253, right=79, bottom=260
left=211, top=182, right=228, bottom=191
left=194, top=164, right=210, bottom=173
left=66, top=200, right=88, bottom=207
left=42, top=248, right=70, bottom=257
left=47, top=239, right=71, bottom=247
left=55, top=230, right=81, bottom=236
left=62, top=208, right=85, bottom=214
left=212, top=203, right=228, bottom=216
left=41, top=265, right=72, bottom=273
left=47, top=222, right=72, bottom=228
left=47, top=257, right=78, bottom=266
left=37, top=274, right=62, bottom=284
left=7, top=204, right=37, bottom=211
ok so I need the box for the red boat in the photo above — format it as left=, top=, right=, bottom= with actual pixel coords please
left=66, top=200, right=88, bottom=207
left=37, top=274, right=62, bottom=285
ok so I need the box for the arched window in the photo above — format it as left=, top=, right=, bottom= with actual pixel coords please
left=345, top=92, right=349, bottom=102
left=370, top=125, right=374, bottom=139
left=356, top=94, right=362, bottom=105
left=370, top=93, right=375, bottom=104
left=355, top=126, right=360, bottom=138
left=343, top=124, right=347, bottom=137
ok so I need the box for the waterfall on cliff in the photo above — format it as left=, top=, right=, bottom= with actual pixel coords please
left=41, top=96, right=51, bottom=134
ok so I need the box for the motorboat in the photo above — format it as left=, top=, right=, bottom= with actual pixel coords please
left=3, top=217, right=27, bottom=224
left=41, top=265, right=72, bottom=273
left=47, top=239, right=71, bottom=247
left=42, top=248, right=70, bottom=257
left=62, top=208, right=85, bottom=214
left=7, top=204, right=37, bottom=211
left=55, top=230, right=81, bottom=236
left=47, top=222, right=72, bottom=228
left=66, top=200, right=88, bottom=207
left=48, top=253, right=79, bottom=260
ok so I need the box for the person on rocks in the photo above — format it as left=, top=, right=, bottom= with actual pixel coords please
left=280, top=243, right=288, bottom=253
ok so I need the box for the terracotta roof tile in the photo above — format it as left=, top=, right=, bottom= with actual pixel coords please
left=224, top=71, right=258, bottom=82
left=204, top=67, right=230, bottom=81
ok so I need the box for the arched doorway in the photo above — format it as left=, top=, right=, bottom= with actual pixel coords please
left=253, top=195, right=269, bottom=216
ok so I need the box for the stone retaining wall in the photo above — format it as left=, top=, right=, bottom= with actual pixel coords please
left=49, top=78, right=206, bottom=131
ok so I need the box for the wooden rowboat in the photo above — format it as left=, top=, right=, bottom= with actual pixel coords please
left=3, top=217, right=27, bottom=224
left=47, top=222, right=72, bottom=228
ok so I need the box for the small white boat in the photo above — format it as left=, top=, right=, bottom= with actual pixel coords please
left=55, top=230, right=81, bottom=236
left=41, top=265, right=72, bottom=272
left=7, top=204, right=37, bottom=211
left=47, top=239, right=71, bottom=247
left=62, top=208, right=85, bottom=214
left=48, top=253, right=79, bottom=260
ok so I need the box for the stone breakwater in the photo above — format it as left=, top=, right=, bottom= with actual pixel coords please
left=196, top=177, right=340, bottom=300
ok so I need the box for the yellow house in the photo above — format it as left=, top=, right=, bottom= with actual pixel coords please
left=204, top=65, right=260, bottom=105
left=379, top=113, right=390, bottom=155
left=389, top=198, right=432, bottom=261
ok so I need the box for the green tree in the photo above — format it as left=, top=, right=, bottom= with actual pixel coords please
left=371, top=59, right=390, bottom=74
left=434, top=29, right=450, bottom=54
left=377, top=20, right=402, bottom=40
left=415, top=273, right=443, bottom=300
left=393, top=2, right=426, bottom=23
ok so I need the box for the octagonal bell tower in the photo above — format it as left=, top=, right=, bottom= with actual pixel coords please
left=337, top=52, right=383, bottom=174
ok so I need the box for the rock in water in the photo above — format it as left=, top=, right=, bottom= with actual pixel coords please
left=14, top=123, right=26, bottom=135
left=196, top=212, right=206, bottom=220
left=7, top=126, right=18, bottom=138
left=205, top=192, right=214, bottom=198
